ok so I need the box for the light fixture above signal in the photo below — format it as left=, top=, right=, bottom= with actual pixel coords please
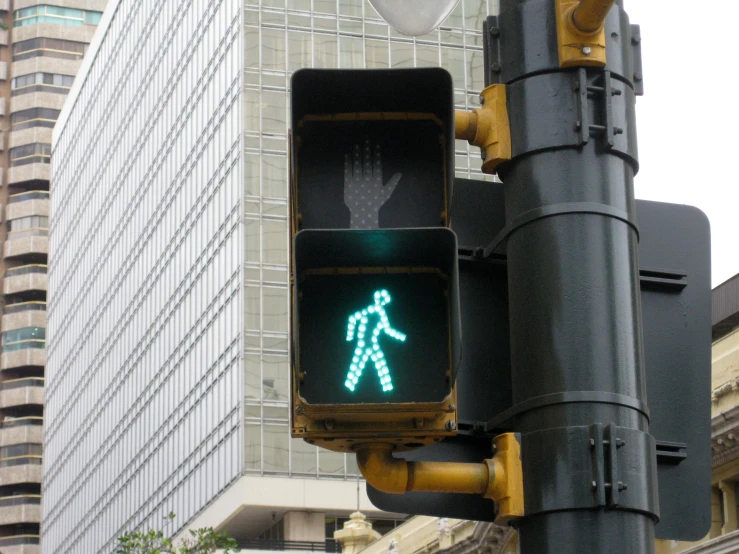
left=368, top=0, right=461, bottom=36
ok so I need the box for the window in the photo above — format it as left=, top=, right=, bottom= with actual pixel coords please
left=11, top=72, right=74, bottom=95
left=9, top=143, right=51, bottom=167
left=10, top=108, right=60, bottom=131
left=2, top=327, right=45, bottom=345
left=1, top=326, right=45, bottom=351
left=0, top=443, right=42, bottom=467
left=13, top=38, right=88, bottom=61
left=9, top=216, right=49, bottom=232
left=14, top=5, right=103, bottom=27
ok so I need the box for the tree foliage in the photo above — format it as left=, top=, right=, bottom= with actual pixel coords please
left=116, top=513, right=239, bottom=554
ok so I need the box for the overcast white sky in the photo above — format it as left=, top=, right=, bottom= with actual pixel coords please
left=626, top=2, right=738, bottom=287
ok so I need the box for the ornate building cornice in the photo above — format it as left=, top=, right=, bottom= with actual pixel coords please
left=712, top=405, right=739, bottom=467
left=436, top=522, right=515, bottom=554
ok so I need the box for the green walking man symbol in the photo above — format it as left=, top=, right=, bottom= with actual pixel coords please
left=345, top=289, right=406, bottom=393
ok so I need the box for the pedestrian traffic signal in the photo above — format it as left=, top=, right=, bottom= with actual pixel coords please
left=290, top=68, right=460, bottom=452
left=295, top=228, right=458, bottom=407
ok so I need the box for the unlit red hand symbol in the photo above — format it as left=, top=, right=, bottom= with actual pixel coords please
left=344, top=139, right=402, bottom=230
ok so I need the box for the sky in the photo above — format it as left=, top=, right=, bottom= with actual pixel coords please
left=625, top=2, right=739, bottom=287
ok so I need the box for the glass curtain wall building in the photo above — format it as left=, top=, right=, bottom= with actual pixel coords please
left=45, top=0, right=496, bottom=552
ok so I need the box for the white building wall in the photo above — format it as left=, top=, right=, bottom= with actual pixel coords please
left=44, top=0, right=243, bottom=551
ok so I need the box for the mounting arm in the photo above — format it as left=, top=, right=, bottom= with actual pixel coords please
left=571, top=0, right=616, bottom=34
left=356, top=433, right=524, bottom=523
left=554, top=0, right=615, bottom=67
left=454, top=84, right=511, bottom=174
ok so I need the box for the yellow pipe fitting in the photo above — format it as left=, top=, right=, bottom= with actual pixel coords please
left=355, top=444, right=409, bottom=494
left=455, top=110, right=479, bottom=143
left=454, top=84, right=511, bottom=174
left=356, top=433, right=524, bottom=524
left=486, top=433, right=525, bottom=523
left=555, top=0, right=609, bottom=67
left=356, top=444, right=491, bottom=495
left=571, top=0, right=615, bottom=34
left=409, top=460, right=490, bottom=495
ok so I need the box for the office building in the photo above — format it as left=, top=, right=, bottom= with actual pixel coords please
left=0, top=2, right=106, bottom=552
left=44, top=0, right=496, bottom=552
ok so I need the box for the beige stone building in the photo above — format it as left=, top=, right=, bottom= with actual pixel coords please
left=0, top=2, right=106, bottom=552
left=353, top=517, right=518, bottom=554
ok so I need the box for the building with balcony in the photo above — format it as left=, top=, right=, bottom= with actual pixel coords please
left=44, top=0, right=495, bottom=552
left=0, top=2, right=107, bottom=551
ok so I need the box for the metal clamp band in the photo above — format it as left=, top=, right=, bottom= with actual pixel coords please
left=483, top=201, right=639, bottom=257
left=520, top=424, right=660, bottom=518
left=485, top=390, right=650, bottom=432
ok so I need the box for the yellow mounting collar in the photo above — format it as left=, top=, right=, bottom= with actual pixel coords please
left=555, top=0, right=614, bottom=68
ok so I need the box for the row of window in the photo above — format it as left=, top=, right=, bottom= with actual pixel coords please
left=9, top=143, right=51, bottom=167
left=2, top=327, right=45, bottom=346
left=0, top=443, right=43, bottom=467
left=9, top=216, right=49, bottom=232
left=13, top=38, right=88, bottom=62
left=15, top=5, right=102, bottom=27
left=11, top=108, right=61, bottom=131
left=0, top=443, right=42, bottom=459
left=12, top=72, right=74, bottom=96
left=5, top=265, right=47, bottom=279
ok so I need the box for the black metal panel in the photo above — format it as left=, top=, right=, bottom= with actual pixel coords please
left=637, top=200, right=712, bottom=540
left=367, top=179, right=711, bottom=542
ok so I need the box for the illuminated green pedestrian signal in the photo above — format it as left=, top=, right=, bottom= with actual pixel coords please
left=345, top=290, right=405, bottom=393
left=289, top=68, right=460, bottom=452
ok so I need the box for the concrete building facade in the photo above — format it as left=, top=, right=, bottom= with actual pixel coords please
left=0, top=2, right=106, bottom=553
left=45, top=0, right=496, bottom=552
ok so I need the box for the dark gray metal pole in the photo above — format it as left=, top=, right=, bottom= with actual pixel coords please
left=485, top=1, right=658, bottom=552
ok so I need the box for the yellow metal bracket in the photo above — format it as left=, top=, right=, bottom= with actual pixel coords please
left=486, top=433, right=525, bottom=523
left=356, top=432, right=524, bottom=524
left=455, top=84, right=511, bottom=175
left=555, top=0, right=615, bottom=68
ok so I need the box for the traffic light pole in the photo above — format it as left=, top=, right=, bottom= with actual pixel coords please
left=478, top=0, right=659, bottom=552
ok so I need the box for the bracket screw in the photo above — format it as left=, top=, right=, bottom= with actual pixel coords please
left=582, top=46, right=592, bottom=55
left=295, top=406, right=304, bottom=415
left=445, top=420, right=457, bottom=432
left=491, top=62, right=502, bottom=73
